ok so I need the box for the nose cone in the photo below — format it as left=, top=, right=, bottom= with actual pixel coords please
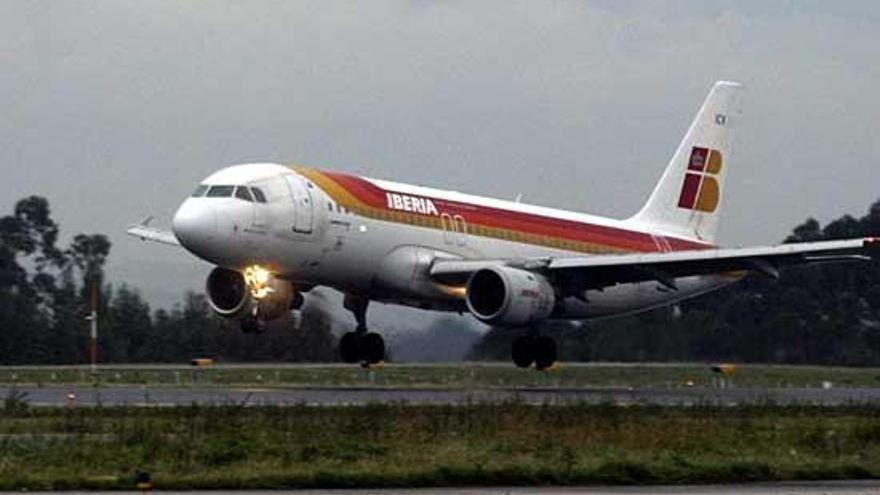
left=172, top=199, right=217, bottom=256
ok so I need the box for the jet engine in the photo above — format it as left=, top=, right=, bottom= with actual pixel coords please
left=205, top=266, right=294, bottom=321
left=465, top=266, right=555, bottom=326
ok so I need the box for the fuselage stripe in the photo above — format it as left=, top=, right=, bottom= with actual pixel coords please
left=293, top=166, right=712, bottom=254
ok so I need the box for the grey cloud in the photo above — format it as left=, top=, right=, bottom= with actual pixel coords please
left=1, top=0, right=878, bottom=312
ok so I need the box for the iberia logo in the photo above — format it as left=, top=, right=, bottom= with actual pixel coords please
left=677, top=146, right=722, bottom=213
left=386, top=192, right=439, bottom=216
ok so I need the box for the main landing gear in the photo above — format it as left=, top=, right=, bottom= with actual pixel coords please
left=339, top=295, right=385, bottom=366
left=511, top=331, right=557, bottom=371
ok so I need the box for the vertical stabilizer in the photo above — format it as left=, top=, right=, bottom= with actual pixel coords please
left=628, top=81, right=743, bottom=244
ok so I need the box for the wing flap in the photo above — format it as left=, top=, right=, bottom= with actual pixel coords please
left=550, top=238, right=873, bottom=269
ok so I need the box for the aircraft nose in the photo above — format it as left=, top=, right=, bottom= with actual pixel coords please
left=172, top=199, right=217, bottom=254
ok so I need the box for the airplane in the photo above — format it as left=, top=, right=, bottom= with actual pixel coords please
left=128, top=81, right=878, bottom=370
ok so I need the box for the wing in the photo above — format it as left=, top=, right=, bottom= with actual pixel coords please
left=126, top=217, right=180, bottom=247
left=430, top=238, right=880, bottom=290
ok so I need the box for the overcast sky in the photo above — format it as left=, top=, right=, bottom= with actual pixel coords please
left=2, top=1, right=879, bottom=318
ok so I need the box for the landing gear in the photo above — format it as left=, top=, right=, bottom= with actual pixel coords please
left=338, top=331, right=386, bottom=365
left=240, top=289, right=304, bottom=334
left=511, top=332, right=557, bottom=371
left=340, top=294, right=385, bottom=366
left=240, top=316, right=266, bottom=334
left=512, top=335, right=535, bottom=368
left=361, top=332, right=385, bottom=364
left=534, top=335, right=557, bottom=371
left=339, top=332, right=361, bottom=363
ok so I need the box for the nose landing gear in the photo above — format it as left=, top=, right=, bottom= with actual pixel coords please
left=340, top=295, right=385, bottom=366
left=511, top=331, right=558, bottom=371
left=240, top=316, right=266, bottom=334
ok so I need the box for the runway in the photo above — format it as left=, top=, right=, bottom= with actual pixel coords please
left=5, top=384, right=880, bottom=407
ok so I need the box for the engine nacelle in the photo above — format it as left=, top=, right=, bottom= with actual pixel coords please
left=205, top=266, right=293, bottom=321
left=465, top=266, right=555, bottom=326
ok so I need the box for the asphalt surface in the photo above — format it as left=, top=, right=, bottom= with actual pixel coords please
left=3, top=482, right=879, bottom=494
left=4, top=384, right=880, bottom=406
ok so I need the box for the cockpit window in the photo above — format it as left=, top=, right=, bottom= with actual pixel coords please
left=206, top=185, right=235, bottom=197
left=191, top=185, right=209, bottom=197
left=234, top=186, right=253, bottom=202
left=250, top=187, right=267, bottom=203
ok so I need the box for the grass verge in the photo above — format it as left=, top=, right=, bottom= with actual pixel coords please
left=0, top=402, right=878, bottom=489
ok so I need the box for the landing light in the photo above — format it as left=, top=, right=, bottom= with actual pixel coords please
left=243, top=265, right=275, bottom=299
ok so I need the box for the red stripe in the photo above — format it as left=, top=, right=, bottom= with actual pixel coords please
left=678, top=173, right=702, bottom=209
left=688, top=147, right=709, bottom=172
left=325, top=172, right=388, bottom=206
left=323, top=171, right=711, bottom=252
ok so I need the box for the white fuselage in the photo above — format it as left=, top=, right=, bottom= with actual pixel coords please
left=171, top=163, right=738, bottom=321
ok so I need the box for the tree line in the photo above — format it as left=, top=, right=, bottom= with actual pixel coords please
left=0, top=196, right=334, bottom=365
left=470, top=200, right=880, bottom=366
left=1, top=195, right=879, bottom=365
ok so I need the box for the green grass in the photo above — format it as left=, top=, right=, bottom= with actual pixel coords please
left=2, top=363, right=880, bottom=389
left=0, top=402, right=878, bottom=489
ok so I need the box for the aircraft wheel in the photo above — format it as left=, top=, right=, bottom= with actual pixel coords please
left=362, top=332, right=385, bottom=364
left=511, top=335, right=535, bottom=368
left=534, top=336, right=557, bottom=371
left=339, top=332, right=361, bottom=363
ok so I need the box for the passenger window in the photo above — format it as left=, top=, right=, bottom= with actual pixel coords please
left=250, top=187, right=267, bottom=203
left=206, top=185, right=234, bottom=197
left=191, top=185, right=209, bottom=197
left=234, top=186, right=253, bottom=202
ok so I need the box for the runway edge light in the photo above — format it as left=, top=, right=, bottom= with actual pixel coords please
left=134, top=470, right=152, bottom=493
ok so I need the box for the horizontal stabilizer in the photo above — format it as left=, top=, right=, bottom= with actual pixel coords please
left=127, top=217, right=179, bottom=246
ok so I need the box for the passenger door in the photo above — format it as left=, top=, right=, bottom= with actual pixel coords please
left=284, top=175, right=314, bottom=234
left=250, top=176, right=294, bottom=236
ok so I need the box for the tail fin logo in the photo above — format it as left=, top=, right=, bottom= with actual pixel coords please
left=677, top=146, right=722, bottom=213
